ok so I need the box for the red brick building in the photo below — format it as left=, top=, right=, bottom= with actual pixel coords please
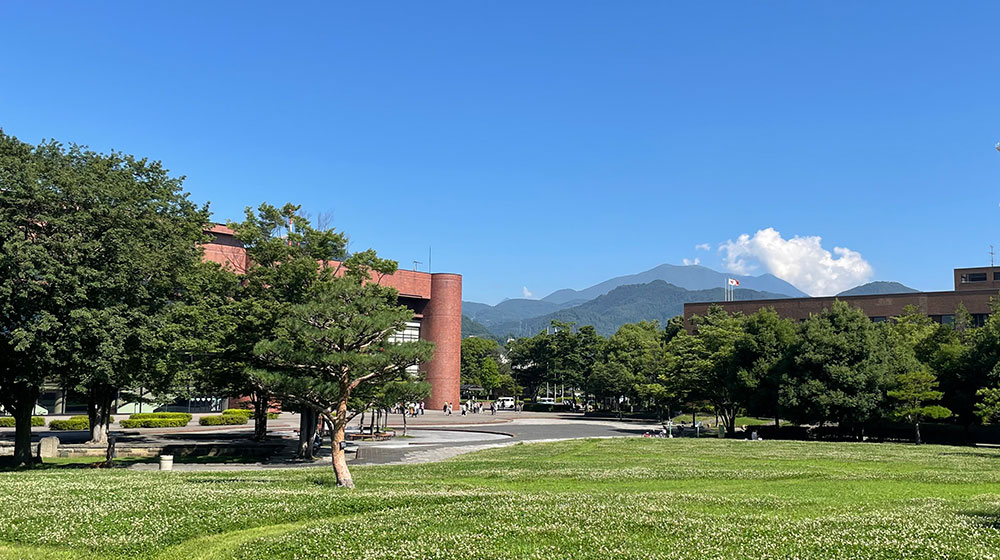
left=684, top=266, right=1000, bottom=327
left=204, top=225, right=462, bottom=409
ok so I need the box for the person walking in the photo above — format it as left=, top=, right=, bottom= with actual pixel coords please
left=490, top=402, right=496, bottom=416
left=420, top=402, right=425, bottom=415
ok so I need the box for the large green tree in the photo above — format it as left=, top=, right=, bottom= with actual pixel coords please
left=0, top=134, right=75, bottom=466
left=668, top=307, right=748, bottom=435
left=737, top=308, right=798, bottom=426
left=1, top=133, right=210, bottom=459
left=253, top=252, right=433, bottom=488
left=782, top=300, right=891, bottom=437
left=591, top=321, right=662, bottom=413
left=59, top=146, right=209, bottom=444
left=196, top=203, right=347, bottom=440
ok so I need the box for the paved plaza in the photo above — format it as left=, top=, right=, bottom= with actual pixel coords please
left=0, top=411, right=663, bottom=470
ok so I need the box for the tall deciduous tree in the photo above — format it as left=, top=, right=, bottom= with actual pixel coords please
left=60, top=147, right=209, bottom=444
left=669, top=307, right=747, bottom=435
left=1, top=133, right=210, bottom=457
left=736, top=308, right=798, bottom=426
left=254, top=252, right=433, bottom=488
left=783, top=300, right=891, bottom=437
left=0, top=134, right=73, bottom=466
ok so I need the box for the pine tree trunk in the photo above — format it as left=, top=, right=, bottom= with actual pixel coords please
left=252, top=388, right=269, bottom=441
left=331, top=399, right=354, bottom=488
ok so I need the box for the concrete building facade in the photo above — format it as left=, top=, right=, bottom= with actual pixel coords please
left=203, top=225, right=462, bottom=410
left=684, top=266, right=1000, bottom=327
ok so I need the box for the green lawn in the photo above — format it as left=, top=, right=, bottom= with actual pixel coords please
left=1, top=439, right=999, bottom=559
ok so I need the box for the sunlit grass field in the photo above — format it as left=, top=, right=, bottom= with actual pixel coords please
left=1, top=439, right=999, bottom=559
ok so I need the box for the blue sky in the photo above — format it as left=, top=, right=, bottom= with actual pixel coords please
left=3, top=2, right=999, bottom=303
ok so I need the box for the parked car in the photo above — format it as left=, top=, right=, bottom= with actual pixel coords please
left=536, top=398, right=556, bottom=405
left=496, top=397, right=515, bottom=409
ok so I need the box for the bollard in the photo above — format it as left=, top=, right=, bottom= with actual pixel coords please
left=159, top=454, right=174, bottom=471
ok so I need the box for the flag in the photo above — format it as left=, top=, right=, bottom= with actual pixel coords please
left=727, top=278, right=740, bottom=286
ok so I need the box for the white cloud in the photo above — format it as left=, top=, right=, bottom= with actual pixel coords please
left=682, top=257, right=701, bottom=266
left=718, top=228, right=873, bottom=296
left=521, top=286, right=534, bottom=298
left=695, top=243, right=711, bottom=251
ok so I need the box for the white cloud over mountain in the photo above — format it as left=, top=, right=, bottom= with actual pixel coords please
left=522, top=286, right=534, bottom=298
left=718, top=228, right=873, bottom=296
left=682, top=257, right=701, bottom=266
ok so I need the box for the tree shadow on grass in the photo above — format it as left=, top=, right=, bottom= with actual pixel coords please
left=936, top=451, right=1000, bottom=460
left=960, top=510, right=1000, bottom=531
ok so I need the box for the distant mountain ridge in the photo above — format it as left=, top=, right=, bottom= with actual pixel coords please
left=462, top=263, right=808, bottom=329
left=836, top=281, right=918, bottom=296
left=540, top=263, right=807, bottom=304
left=489, top=280, right=792, bottom=337
left=462, top=298, right=580, bottom=328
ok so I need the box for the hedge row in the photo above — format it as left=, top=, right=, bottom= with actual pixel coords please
left=199, top=414, right=249, bottom=426
left=48, top=417, right=89, bottom=431
left=128, top=412, right=192, bottom=423
left=48, top=415, right=116, bottom=431
left=120, top=417, right=189, bottom=428
left=0, top=417, right=45, bottom=427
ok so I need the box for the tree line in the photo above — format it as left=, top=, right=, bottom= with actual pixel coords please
left=496, top=301, right=1000, bottom=444
left=0, top=133, right=430, bottom=486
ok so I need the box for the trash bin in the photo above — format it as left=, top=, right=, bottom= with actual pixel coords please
left=159, top=454, right=174, bottom=471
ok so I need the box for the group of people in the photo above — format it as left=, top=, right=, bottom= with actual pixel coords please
left=390, top=402, right=425, bottom=416
left=441, top=400, right=514, bottom=416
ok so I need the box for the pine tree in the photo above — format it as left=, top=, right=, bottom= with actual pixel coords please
left=254, top=251, right=433, bottom=487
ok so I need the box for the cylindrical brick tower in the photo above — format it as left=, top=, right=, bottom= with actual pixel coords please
left=422, top=273, right=462, bottom=410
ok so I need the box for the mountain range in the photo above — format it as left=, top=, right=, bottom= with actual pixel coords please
left=540, top=263, right=807, bottom=304
left=487, top=280, right=791, bottom=337
left=460, top=263, right=919, bottom=339
left=836, top=281, right=918, bottom=296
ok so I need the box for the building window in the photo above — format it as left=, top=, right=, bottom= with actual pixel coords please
left=962, top=272, right=988, bottom=283
left=972, top=314, right=989, bottom=328
left=931, top=314, right=955, bottom=325
left=870, top=316, right=887, bottom=323
left=994, top=271, right=1000, bottom=281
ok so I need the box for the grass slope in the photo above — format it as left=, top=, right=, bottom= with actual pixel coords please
left=1, top=439, right=999, bottom=559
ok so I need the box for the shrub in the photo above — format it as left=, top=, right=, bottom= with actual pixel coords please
left=128, top=412, right=192, bottom=423
left=120, top=417, right=190, bottom=428
left=47, top=415, right=115, bottom=431
left=48, top=417, right=89, bottom=431
left=199, top=414, right=249, bottom=426
left=0, top=417, right=45, bottom=427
